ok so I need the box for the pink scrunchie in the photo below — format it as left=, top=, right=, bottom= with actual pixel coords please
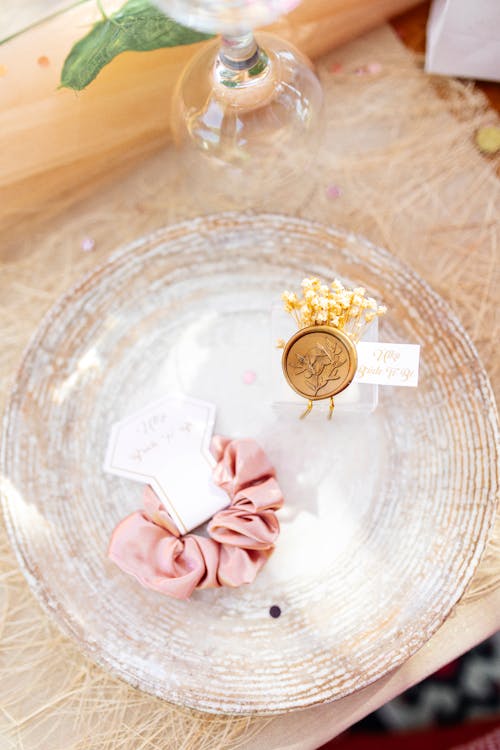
left=108, top=436, right=284, bottom=599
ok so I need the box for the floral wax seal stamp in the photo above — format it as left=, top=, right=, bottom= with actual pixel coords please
left=283, top=325, right=357, bottom=412
left=279, top=277, right=387, bottom=418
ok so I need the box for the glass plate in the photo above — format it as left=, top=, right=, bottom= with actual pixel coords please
left=1, top=214, right=498, bottom=715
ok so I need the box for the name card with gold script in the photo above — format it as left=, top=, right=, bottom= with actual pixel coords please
left=104, top=395, right=228, bottom=534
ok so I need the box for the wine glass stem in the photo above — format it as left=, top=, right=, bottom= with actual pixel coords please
left=212, top=31, right=272, bottom=105
left=219, top=32, right=259, bottom=70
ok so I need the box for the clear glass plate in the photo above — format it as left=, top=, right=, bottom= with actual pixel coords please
left=1, top=213, right=497, bottom=714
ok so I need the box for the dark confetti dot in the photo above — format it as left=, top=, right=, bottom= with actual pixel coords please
left=269, top=605, right=281, bottom=619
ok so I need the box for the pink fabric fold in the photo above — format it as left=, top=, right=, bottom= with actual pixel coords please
left=108, top=436, right=284, bottom=599
left=207, top=477, right=283, bottom=548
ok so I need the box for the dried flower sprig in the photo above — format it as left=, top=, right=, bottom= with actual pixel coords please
left=281, top=277, right=386, bottom=343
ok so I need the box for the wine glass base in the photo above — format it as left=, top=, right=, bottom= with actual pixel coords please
left=171, top=33, right=323, bottom=209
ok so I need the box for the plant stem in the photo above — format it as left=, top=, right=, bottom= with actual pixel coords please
left=96, top=0, right=109, bottom=20
left=0, top=0, right=93, bottom=46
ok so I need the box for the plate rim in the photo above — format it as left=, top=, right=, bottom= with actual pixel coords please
left=1, top=211, right=498, bottom=715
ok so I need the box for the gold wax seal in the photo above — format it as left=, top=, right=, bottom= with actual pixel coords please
left=279, top=277, right=386, bottom=418
left=283, top=326, right=357, bottom=406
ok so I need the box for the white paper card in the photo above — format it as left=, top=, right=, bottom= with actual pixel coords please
left=104, top=395, right=229, bottom=534
left=426, top=0, right=500, bottom=83
left=355, top=343, right=420, bottom=387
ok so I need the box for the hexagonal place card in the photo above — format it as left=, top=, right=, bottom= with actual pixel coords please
left=104, top=395, right=229, bottom=534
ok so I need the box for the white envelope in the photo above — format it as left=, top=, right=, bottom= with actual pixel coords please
left=426, top=0, right=500, bottom=83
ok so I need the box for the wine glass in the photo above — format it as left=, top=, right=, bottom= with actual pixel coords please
left=154, top=0, right=323, bottom=210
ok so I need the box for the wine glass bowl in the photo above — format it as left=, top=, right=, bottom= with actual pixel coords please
left=154, top=0, right=302, bottom=34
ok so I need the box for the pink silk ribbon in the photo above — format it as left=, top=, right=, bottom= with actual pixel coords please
left=108, top=436, right=284, bottom=599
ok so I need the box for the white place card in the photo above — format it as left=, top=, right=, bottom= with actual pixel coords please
left=104, top=395, right=229, bottom=534
left=355, top=343, right=420, bottom=387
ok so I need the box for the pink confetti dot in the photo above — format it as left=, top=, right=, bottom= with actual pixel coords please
left=242, top=370, right=256, bottom=385
left=81, top=236, right=95, bottom=252
left=330, top=62, right=343, bottom=74
left=326, top=184, right=342, bottom=199
left=355, top=62, right=382, bottom=76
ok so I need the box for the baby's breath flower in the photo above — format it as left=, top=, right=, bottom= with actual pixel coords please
left=281, top=276, right=387, bottom=342
left=282, top=291, right=299, bottom=308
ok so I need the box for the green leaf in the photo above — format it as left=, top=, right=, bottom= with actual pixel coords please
left=60, top=0, right=213, bottom=91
